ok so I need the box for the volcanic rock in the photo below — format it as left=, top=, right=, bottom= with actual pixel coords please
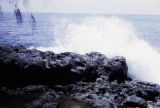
left=0, top=45, right=160, bottom=108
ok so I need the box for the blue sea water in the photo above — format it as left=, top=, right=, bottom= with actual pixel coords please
left=0, top=13, right=54, bottom=47
left=0, top=13, right=160, bottom=51
left=1, top=13, right=160, bottom=84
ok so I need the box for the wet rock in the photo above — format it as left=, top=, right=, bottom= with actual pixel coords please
left=124, top=95, right=147, bottom=108
left=83, top=94, right=116, bottom=108
left=57, top=95, right=91, bottom=108
left=154, top=97, right=160, bottom=107
left=25, top=91, right=60, bottom=108
left=23, top=85, right=46, bottom=93
left=0, top=85, right=47, bottom=108
left=0, top=45, right=129, bottom=86
left=108, top=56, right=128, bottom=82
left=61, top=79, right=160, bottom=108
left=0, top=45, right=160, bottom=108
left=1, top=80, right=160, bottom=108
left=134, top=81, right=160, bottom=101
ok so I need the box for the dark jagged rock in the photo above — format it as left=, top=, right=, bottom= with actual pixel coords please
left=154, top=97, right=160, bottom=107
left=0, top=85, right=47, bottom=108
left=1, top=80, right=160, bottom=108
left=62, top=80, right=160, bottom=108
left=0, top=45, right=128, bottom=86
left=25, top=91, right=60, bottom=108
left=0, top=44, right=160, bottom=108
left=105, top=56, right=128, bottom=82
left=124, top=95, right=147, bottom=108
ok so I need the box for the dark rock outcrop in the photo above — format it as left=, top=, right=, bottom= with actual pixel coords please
left=124, top=95, right=147, bottom=108
left=0, top=44, right=160, bottom=108
left=0, top=44, right=128, bottom=86
left=0, top=80, right=160, bottom=108
left=25, top=91, right=60, bottom=108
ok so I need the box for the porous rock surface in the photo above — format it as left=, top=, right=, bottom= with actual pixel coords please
left=0, top=45, right=160, bottom=108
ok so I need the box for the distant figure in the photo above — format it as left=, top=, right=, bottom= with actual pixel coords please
left=31, top=13, right=36, bottom=23
left=30, top=13, right=36, bottom=30
left=1, top=0, right=36, bottom=26
left=0, top=5, right=3, bottom=16
left=14, top=4, right=23, bottom=23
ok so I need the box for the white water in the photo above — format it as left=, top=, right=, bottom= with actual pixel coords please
left=37, top=16, right=160, bottom=84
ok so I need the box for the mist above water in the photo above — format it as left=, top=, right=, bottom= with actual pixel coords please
left=37, top=16, right=160, bottom=84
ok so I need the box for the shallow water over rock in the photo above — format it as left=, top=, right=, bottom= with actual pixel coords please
left=58, top=95, right=91, bottom=108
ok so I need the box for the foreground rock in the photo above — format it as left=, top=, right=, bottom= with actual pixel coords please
left=0, top=80, right=160, bottom=108
left=0, top=45, right=160, bottom=108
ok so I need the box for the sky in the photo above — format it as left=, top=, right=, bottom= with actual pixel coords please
left=1, top=0, right=160, bottom=15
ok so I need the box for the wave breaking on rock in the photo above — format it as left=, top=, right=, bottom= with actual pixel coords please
left=0, top=44, right=160, bottom=108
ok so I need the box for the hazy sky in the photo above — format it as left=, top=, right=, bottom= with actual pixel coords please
left=1, top=0, right=160, bottom=14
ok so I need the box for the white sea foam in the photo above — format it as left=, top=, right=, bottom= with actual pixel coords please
left=37, top=16, right=160, bottom=84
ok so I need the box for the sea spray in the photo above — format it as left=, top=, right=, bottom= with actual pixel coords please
left=37, top=16, right=160, bottom=84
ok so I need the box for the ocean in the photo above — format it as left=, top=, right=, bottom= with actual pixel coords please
left=0, top=13, right=160, bottom=49
left=0, top=13, right=160, bottom=84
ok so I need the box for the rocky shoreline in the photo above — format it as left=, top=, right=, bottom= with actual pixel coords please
left=0, top=44, right=160, bottom=108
